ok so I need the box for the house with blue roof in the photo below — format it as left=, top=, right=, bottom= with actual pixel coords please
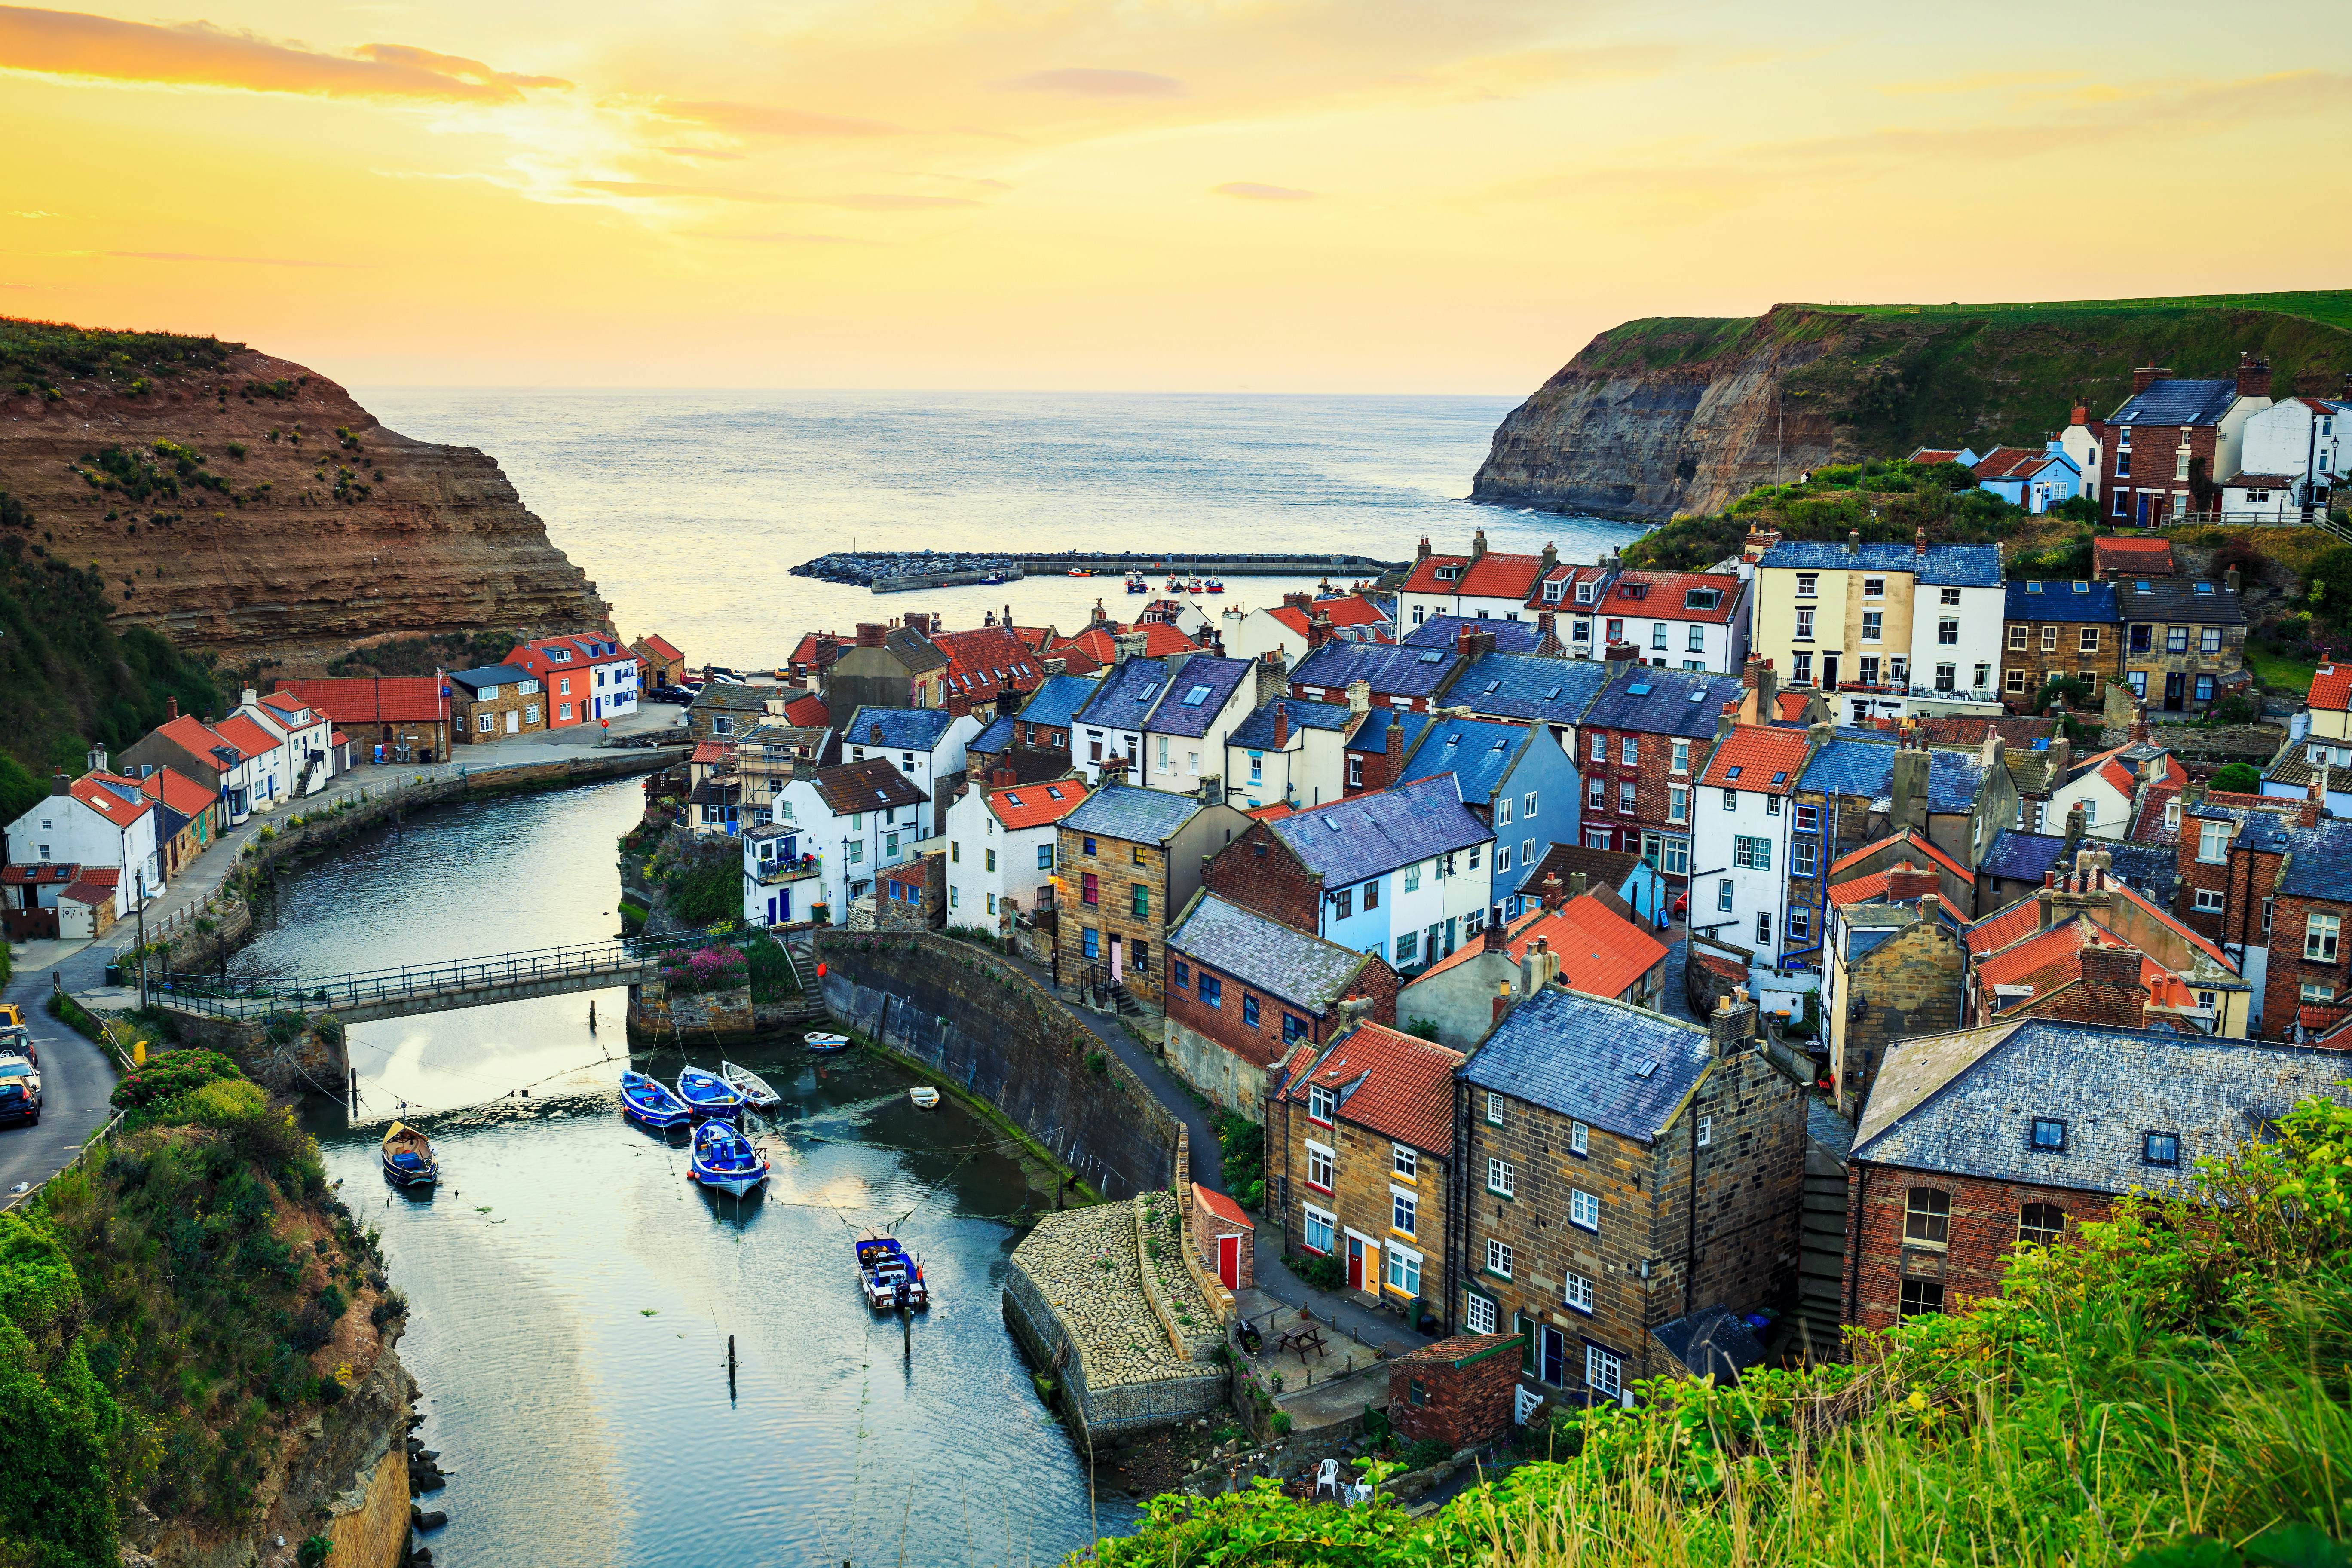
left=1225, top=696, right=1354, bottom=811
left=1404, top=614, right=1554, bottom=655
left=1203, top=773, right=1494, bottom=972
left=1343, top=707, right=1432, bottom=799
left=841, top=705, right=981, bottom=830
left=2000, top=579, right=2121, bottom=709
left=1288, top=640, right=1464, bottom=713
left=1397, top=716, right=1581, bottom=907
left=1455, top=986, right=1802, bottom=1395
left=1073, top=653, right=1262, bottom=796
left=1748, top=528, right=2007, bottom=726
left=2091, top=360, right=2272, bottom=528
left=1447, top=652, right=1612, bottom=740
left=968, top=671, right=1100, bottom=770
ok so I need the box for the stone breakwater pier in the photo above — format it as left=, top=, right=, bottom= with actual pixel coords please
left=792, top=548, right=1401, bottom=593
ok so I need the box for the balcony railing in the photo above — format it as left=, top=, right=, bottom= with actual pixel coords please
left=752, top=852, right=823, bottom=885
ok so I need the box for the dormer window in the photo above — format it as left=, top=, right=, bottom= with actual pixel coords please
left=547, top=647, right=571, bottom=662
left=1544, top=580, right=1563, bottom=602
left=1435, top=566, right=1459, bottom=581
left=1574, top=581, right=1596, bottom=604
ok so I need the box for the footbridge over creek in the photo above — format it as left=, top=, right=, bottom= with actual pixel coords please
left=145, top=925, right=802, bottom=1026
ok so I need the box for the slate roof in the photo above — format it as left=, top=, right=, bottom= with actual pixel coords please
left=1167, top=893, right=1372, bottom=1014
left=970, top=713, right=1018, bottom=754
left=1269, top=775, right=1491, bottom=886
left=1980, top=830, right=2067, bottom=884
left=1077, top=657, right=1179, bottom=732
left=1229, top=698, right=1351, bottom=750
left=1582, top=666, right=1746, bottom=739
left=1699, top=725, right=1811, bottom=795
left=842, top=707, right=959, bottom=752
left=1011, top=673, right=1101, bottom=731
left=1851, top=1020, right=2352, bottom=1196
left=1146, top=655, right=1253, bottom=738
left=1063, top=783, right=1204, bottom=845
left=808, top=757, right=927, bottom=815
left=1755, top=540, right=2003, bottom=588
left=688, top=683, right=780, bottom=717
left=881, top=625, right=951, bottom=674
left=1404, top=614, right=1548, bottom=653
left=1398, top=717, right=1532, bottom=807
left=2105, top=377, right=2240, bottom=428
left=1521, top=842, right=1648, bottom=900
left=1449, top=651, right=1611, bottom=725
left=1461, top=986, right=1713, bottom=1145
left=446, top=663, right=533, bottom=693
left=2005, top=581, right=2119, bottom=622
left=1290, top=640, right=1462, bottom=701
left=1799, top=739, right=1985, bottom=813
left=2272, top=818, right=2352, bottom=900
left=2103, top=841, right=2182, bottom=909
left=2116, top=579, right=2247, bottom=625
left=1281, top=1022, right=1463, bottom=1153
left=1347, top=707, right=1430, bottom=756
left=1654, top=1307, right=1768, bottom=1384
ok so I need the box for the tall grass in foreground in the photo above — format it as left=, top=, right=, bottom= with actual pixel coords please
left=1089, top=1096, right=2352, bottom=1567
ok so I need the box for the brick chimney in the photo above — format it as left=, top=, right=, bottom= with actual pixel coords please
left=2237, top=352, right=2269, bottom=399
left=1540, top=542, right=1558, bottom=574
left=1307, top=615, right=1334, bottom=650
left=1417, top=536, right=1432, bottom=563
left=2078, top=938, right=2143, bottom=991
left=869, top=723, right=885, bottom=746
left=1886, top=860, right=1938, bottom=902
left=2132, top=366, right=2172, bottom=394
left=1890, top=748, right=1929, bottom=831
left=1716, top=701, right=1738, bottom=741
left=815, top=634, right=839, bottom=666
left=1741, top=525, right=1782, bottom=563
left=1114, top=629, right=1148, bottom=665
left=1567, top=872, right=1588, bottom=901
left=166, top=695, right=178, bottom=720
left=2226, top=566, right=2240, bottom=595
left=903, top=611, right=932, bottom=637
left=2130, top=704, right=2150, bottom=745
left=1604, top=641, right=1642, bottom=663
left=1493, top=981, right=1515, bottom=1029
left=1914, top=525, right=1928, bottom=558
left=50, top=772, right=70, bottom=797
left=1283, top=592, right=1312, bottom=610
left=1482, top=915, right=1507, bottom=952
left=1470, top=529, right=1488, bottom=561
left=2070, top=404, right=2090, bottom=427
left=1272, top=703, right=1290, bottom=748
left=1520, top=935, right=1558, bottom=996
left=855, top=622, right=884, bottom=649
left=1540, top=873, right=1564, bottom=911
left=1709, top=985, right=1757, bottom=1057
left=1536, top=610, right=1558, bottom=649
left=1256, top=650, right=1288, bottom=708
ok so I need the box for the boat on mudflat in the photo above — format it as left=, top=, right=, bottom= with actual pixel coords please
left=720, top=1060, right=781, bottom=1109
left=804, top=1032, right=851, bottom=1054
left=620, top=1071, right=692, bottom=1129
left=677, top=1066, right=746, bottom=1119
left=380, top=1122, right=436, bottom=1187
left=688, top=1121, right=769, bottom=1197
left=909, top=1086, right=940, bottom=1109
left=855, top=1232, right=930, bottom=1310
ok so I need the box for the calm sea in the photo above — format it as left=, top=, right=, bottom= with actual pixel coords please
left=356, top=389, right=1648, bottom=667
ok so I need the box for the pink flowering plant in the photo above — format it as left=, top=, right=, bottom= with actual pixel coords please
left=660, top=944, right=750, bottom=995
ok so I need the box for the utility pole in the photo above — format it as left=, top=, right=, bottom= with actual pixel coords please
left=135, top=871, right=147, bottom=1008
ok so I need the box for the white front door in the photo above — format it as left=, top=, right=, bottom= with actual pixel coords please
left=505, top=710, right=519, bottom=734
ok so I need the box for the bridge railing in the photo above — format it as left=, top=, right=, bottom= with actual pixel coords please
left=149, top=920, right=789, bottom=1019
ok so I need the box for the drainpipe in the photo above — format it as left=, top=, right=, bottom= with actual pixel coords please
left=1843, top=1164, right=1865, bottom=1325
left=1685, top=1096, right=1700, bottom=1317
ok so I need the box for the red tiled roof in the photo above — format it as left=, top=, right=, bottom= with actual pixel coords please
left=1312, top=594, right=1390, bottom=628
left=1282, top=1021, right=1463, bottom=1153
left=1972, top=446, right=2048, bottom=481
left=1245, top=801, right=1295, bottom=821
left=1193, top=1182, right=1251, bottom=1230
left=1601, top=571, right=1742, bottom=625
left=1401, top=550, right=1548, bottom=601
left=1828, top=872, right=1893, bottom=908
left=990, top=779, right=1090, bottom=830
left=784, top=694, right=830, bottom=729
left=638, top=633, right=683, bottom=662
left=1829, top=830, right=1970, bottom=885
left=932, top=625, right=1044, bottom=701
left=0, top=864, right=76, bottom=885
left=1051, top=623, right=1201, bottom=665
left=1414, top=895, right=1667, bottom=1004
left=330, top=731, right=349, bottom=747
left=690, top=741, right=734, bottom=766
left=1909, top=447, right=1966, bottom=466
left=1967, top=895, right=2042, bottom=956
left=2311, top=665, right=2352, bottom=714
left=1268, top=602, right=1390, bottom=642
left=276, top=678, right=448, bottom=725
left=1774, top=691, right=1813, bottom=721
left=1976, top=920, right=2111, bottom=996
left=153, top=713, right=238, bottom=765
left=258, top=691, right=312, bottom=723
left=139, top=768, right=216, bottom=818
left=62, top=879, right=113, bottom=906
left=69, top=774, right=150, bottom=829
left=214, top=715, right=285, bottom=760
left=2093, top=536, right=2174, bottom=576
left=1698, top=725, right=1810, bottom=795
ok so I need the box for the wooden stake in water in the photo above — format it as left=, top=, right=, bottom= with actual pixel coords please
left=727, top=1334, right=737, bottom=1400
left=589, top=999, right=597, bottom=1032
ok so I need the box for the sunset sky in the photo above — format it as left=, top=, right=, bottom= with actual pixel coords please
left=3, top=0, right=2346, bottom=390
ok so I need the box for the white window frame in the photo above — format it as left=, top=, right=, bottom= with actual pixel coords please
left=1306, top=1139, right=1335, bottom=1192
left=1569, top=1188, right=1599, bottom=1230
left=1487, top=1157, right=1516, bottom=1197
left=1564, top=1272, right=1594, bottom=1314
left=1485, top=1238, right=1513, bottom=1279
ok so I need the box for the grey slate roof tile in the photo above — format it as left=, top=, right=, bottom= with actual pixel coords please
left=1077, top=658, right=1177, bottom=732
left=1229, top=698, right=1351, bottom=750
left=1398, top=717, right=1531, bottom=807
left=970, top=714, right=1018, bottom=753
left=1451, top=652, right=1610, bottom=724
left=1145, top=655, right=1253, bottom=738
left=1166, top=894, right=1369, bottom=1014
left=2272, top=818, right=2352, bottom=900
left=1757, top=540, right=2002, bottom=587
left=1980, top=830, right=2065, bottom=882
left=1290, top=641, right=1462, bottom=699
left=1582, top=666, right=1746, bottom=739
left=1460, top=986, right=1712, bottom=1145
left=1852, top=1020, right=2352, bottom=1196
left=447, top=663, right=534, bottom=691
left=2116, top=579, right=2247, bottom=625
left=1016, top=674, right=1104, bottom=731
left=2004, top=581, right=2119, bottom=622
left=842, top=706, right=958, bottom=751
left=1063, top=783, right=1204, bottom=845
left=1800, top=738, right=1984, bottom=812
left=1405, top=615, right=1548, bottom=653
left=1348, top=708, right=1430, bottom=756
left=2106, top=378, right=2239, bottom=427
left=1269, top=775, right=1492, bottom=886
left=2103, top=841, right=2182, bottom=909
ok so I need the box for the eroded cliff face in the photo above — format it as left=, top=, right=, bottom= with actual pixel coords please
left=1471, top=312, right=1848, bottom=521
left=0, top=347, right=609, bottom=671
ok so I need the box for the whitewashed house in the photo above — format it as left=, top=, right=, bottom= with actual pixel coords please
left=768, top=757, right=929, bottom=924
left=944, top=775, right=1091, bottom=929
left=1225, top=697, right=1355, bottom=812
left=2224, top=397, right=2347, bottom=521
left=3, top=750, right=162, bottom=916
left=240, top=689, right=336, bottom=797
left=839, top=706, right=981, bottom=831
left=1689, top=725, right=1808, bottom=968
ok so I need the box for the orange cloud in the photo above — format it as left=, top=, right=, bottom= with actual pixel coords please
left=1000, top=68, right=1182, bottom=98
left=0, top=5, right=564, bottom=101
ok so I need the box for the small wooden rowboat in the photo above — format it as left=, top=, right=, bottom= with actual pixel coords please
left=720, top=1060, right=781, bottom=1109
left=677, top=1066, right=746, bottom=1119
left=688, top=1121, right=769, bottom=1197
left=620, top=1071, right=691, bottom=1129
left=909, top=1086, right=940, bottom=1109
left=803, top=1032, right=851, bottom=1054
left=380, top=1121, right=436, bottom=1187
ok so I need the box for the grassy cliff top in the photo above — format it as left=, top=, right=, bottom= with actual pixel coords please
left=1791, top=288, right=2352, bottom=333
left=1, top=316, right=237, bottom=390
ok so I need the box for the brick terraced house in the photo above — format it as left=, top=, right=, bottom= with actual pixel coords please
left=2000, top=579, right=2120, bottom=708
left=1270, top=1020, right=1463, bottom=1324
left=2089, top=360, right=2271, bottom=529
left=445, top=664, right=544, bottom=743
left=1054, top=784, right=1250, bottom=1006
left=1453, top=987, right=1803, bottom=1404
left=1572, top=662, right=1746, bottom=885
left=1844, top=1020, right=2348, bottom=1330
left=1288, top=639, right=1466, bottom=714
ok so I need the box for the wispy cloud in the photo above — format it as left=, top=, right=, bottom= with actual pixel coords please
left=573, top=179, right=777, bottom=202
left=813, top=193, right=982, bottom=210
left=1213, top=182, right=1314, bottom=201
left=658, top=98, right=900, bottom=138
left=0, top=5, right=567, bottom=102
left=658, top=145, right=744, bottom=161
left=11, top=208, right=60, bottom=218
left=1876, top=69, right=2082, bottom=98
left=1000, top=68, right=1182, bottom=98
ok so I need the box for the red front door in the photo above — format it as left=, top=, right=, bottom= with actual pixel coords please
left=1346, top=1236, right=1364, bottom=1292
left=1217, top=1233, right=1240, bottom=1290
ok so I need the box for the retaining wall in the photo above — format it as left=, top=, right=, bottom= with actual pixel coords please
left=817, top=931, right=1178, bottom=1199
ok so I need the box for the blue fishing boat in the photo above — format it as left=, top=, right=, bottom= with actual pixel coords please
left=677, top=1066, right=746, bottom=1119
left=855, top=1232, right=930, bottom=1310
left=688, top=1121, right=769, bottom=1197
left=619, top=1070, right=691, bottom=1129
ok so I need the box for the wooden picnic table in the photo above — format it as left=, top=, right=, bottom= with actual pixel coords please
left=1275, top=1325, right=1329, bottom=1359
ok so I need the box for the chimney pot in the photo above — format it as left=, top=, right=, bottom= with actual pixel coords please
left=1846, top=529, right=1861, bottom=554
left=1567, top=872, right=1587, bottom=900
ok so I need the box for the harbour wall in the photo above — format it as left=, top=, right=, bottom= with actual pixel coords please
left=798, top=550, right=1400, bottom=592
left=815, top=931, right=1177, bottom=1199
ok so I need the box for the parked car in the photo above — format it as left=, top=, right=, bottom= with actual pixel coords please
left=0, top=1067, right=38, bottom=1127
left=648, top=685, right=695, bottom=705
left=0, top=1054, right=38, bottom=1096
left=0, top=1025, right=34, bottom=1066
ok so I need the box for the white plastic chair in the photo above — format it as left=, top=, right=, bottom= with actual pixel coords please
left=1314, top=1459, right=1342, bottom=1500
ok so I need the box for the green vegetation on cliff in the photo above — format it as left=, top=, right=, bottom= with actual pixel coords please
left=0, top=1052, right=394, bottom=1567
left=1086, top=1095, right=2352, bottom=1568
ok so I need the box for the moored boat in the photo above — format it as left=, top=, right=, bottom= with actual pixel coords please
left=909, top=1086, right=940, bottom=1109
left=1186, top=578, right=1205, bottom=593
left=1067, top=567, right=1092, bottom=578
left=688, top=1121, right=769, bottom=1197
left=380, top=1121, right=436, bottom=1187
left=720, top=1060, right=781, bottom=1109
left=804, top=1031, right=851, bottom=1054
left=620, top=1071, right=692, bottom=1129
left=1205, top=577, right=1225, bottom=593
left=677, top=1066, right=746, bottom=1119
left=855, top=1232, right=931, bottom=1309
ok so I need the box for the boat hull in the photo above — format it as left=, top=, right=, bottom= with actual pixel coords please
left=381, top=1155, right=435, bottom=1187
left=690, top=1165, right=768, bottom=1197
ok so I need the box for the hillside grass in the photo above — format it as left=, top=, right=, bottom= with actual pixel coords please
left=1, top=317, right=233, bottom=393
left=1085, top=1095, right=2352, bottom=1568
left=1798, top=288, right=2352, bottom=333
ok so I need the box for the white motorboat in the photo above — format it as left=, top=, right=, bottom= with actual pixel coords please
left=909, top=1086, right=940, bottom=1109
